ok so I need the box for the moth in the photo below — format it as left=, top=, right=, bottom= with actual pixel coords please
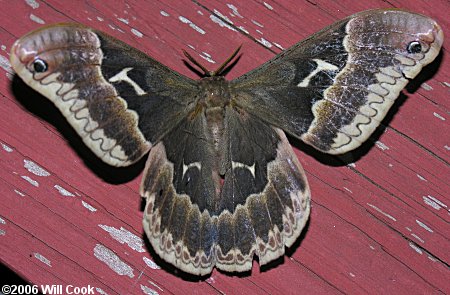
left=10, top=9, right=443, bottom=275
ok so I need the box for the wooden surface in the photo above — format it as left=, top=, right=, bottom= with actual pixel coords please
left=0, top=1, right=449, bottom=294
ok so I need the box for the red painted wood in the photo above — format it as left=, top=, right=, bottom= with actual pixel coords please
left=1, top=1, right=449, bottom=294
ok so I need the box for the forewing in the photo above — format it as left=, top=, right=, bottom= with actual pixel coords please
left=10, top=24, right=198, bottom=166
left=231, top=9, right=443, bottom=154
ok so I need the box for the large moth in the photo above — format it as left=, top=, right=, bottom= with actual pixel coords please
left=10, top=9, right=443, bottom=275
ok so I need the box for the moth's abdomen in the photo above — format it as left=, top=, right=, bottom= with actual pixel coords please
left=10, top=24, right=151, bottom=166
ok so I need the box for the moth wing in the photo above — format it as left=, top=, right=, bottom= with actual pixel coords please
left=141, top=106, right=311, bottom=275
left=10, top=24, right=198, bottom=166
left=231, top=9, right=443, bottom=154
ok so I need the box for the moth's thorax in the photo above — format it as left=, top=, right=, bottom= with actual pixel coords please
left=199, top=76, right=231, bottom=109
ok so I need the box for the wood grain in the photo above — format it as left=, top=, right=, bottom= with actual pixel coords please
left=0, top=1, right=448, bottom=294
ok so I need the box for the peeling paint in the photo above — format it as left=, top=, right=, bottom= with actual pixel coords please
left=21, top=175, right=39, bottom=187
left=148, top=280, right=163, bottom=292
left=160, top=10, right=169, bottom=17
left=14, top=189, right=25, bottom=197
left=238, top=26, right=249, bottom=34
left=263, top=2, right=274, bottom=10
left=199, top=52, right=216, bottom=64
left=93, top=244, right=134, bottom=278
left=349, top=272, right=356, bottom=278
left=420, top=82, right=433, bottom=91
left=422, top=195, right=447, bottom=211
left=210, top=15, right=236, bottom=32
left=273, top=42, right=284, bottom=50
left=343, top=187, right=352, bottom=193
left=97, top=16, right=104, bottom=22
left=443, top=81, right=450, bottom=88
left=96, top=288, right=108, bottom=295
left=411, top=233, right=424, bottom=243
left=82, top=200, right=97, bottom=212
left=117, top=17, right=129, bottom=24
left=347, top=163, right=356, bottom=168
left=178, top=16, right=206, bottom=34
left=1, top=142, right=13, bottom=152
left=99, top=225, right=145, bottom=252
left=0, top=54, right=13, bottom=80
left=375, top=141, right=389, bottom=151
left=131, top=28, right=143, bottom=38
left=143, top=256, right=161, bottom=270
left=416, top=220, right=433, bottom=233
left=433, top=112, right=445, bottom=121
left=416, top=174, right=427, bottom=181
left=259, top=37, right=272, bottom=48
left=25, top=0, right=39, bottom=9
left=251, top=19, right=264, bottom=27
left=408, top=242, right=423, bottom=254
left=24, top=159, right=50, bottom=176
left=54, top=185, right=75, bottom=197
left=30, top=14, right=45, bottom=24
left=140, top=285, right=158, bottom=295
left=34, top=252, right=52, bottom=267
left=366, top=203, right=397, bottom=221
left=0, top=217, right=5, bottom=224
left=227, top=4, right=243, bottom=18
left=0, top=229, right=5, bottom=235
left=445, top=145, right=450, bottom=151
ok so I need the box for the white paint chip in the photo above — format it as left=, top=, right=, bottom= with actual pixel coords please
left=349, top=272, right=356, bottom=278
left=408, top=242, right=423, bottom=254
left=14, top=189, right=25, bottom=197
left=199, top=52, right=216, bottom=64
left=416, top=220, right=433, bottom=233
left=210, top=11, right=236, bottom=32
left=433, top=112, right=445, bottom=121
left=117, top=17, right=129, bottom=24
left=160, top=10, right=169, bottom=17
left=97, top=16, right=104, bottom=22
left=375, top=141, right=389, bottom=151
left=411, top=233, right=424, bottom=243
left=273, top=42, right=284, bottom=50
left=143, top=256, right=161, bottom=270
left=227, top=4, right=243, bottom=18
left=131, top=28, right=143, bottom=38
left=99, top=225, right=145, bottom=252
left=366, top=203, right=397, bottom=221
left=416, top=174, right=427, bottom=181
left=422, top=195, right=447, bottom=211
left=0, top=217, right=5, bottom=224
left=21, top=175, right=39, bottom=187
left=0, top=229, right=5, bottom=235
left=30, top=14, right=45, bottom=24
left=54, top=185, right=75, bottom=197
left=93, top=244, right=134, bottom=278
left=24, top=159, right=50, bottom=176
left=82, top=200, right=97, bottom=212
left=263, top=2, right=274, bottom=10
left=0, top=54, right=13, bottom=80
left=1, top=143, right=13, bottom=152
left=34, top=252, right=52, bottom=267
left=96, top=288, right=108, bottom=295
left=178, top=16, right=206, bottom=34
left=26, top=0, right=39, bottom=9
left=140, top=285, right=159, bottom=295
left=259, top=38, right=272, bottom=48
left=421, top=82, right=433, bottom=91
left=147, top=280, right=163, bottom=292
left=442, top=81, right=450, bottom=88
left=251, top=19, right=264, bottom=27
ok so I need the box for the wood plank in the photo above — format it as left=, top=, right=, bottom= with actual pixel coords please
left=1, top=1, right=448, bottom=294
